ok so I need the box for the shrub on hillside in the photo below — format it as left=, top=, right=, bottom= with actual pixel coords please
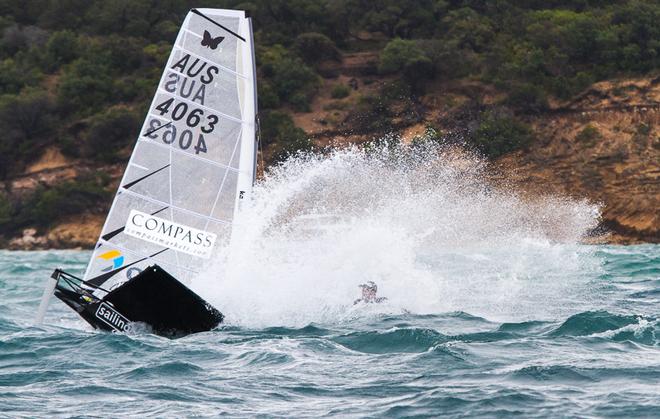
left=271, top=58, right=318, bottom=111
left=441, top=7, right=495, bottom=54
left=45, top=30, right=78, bottom=68
left=261, top=110, right=311, bottom=161
left=506, top=83, right=549, bottom=114
left=0, top=88, right=54, bottom=176
left=294, top=32, right=340, bottom=64
left=259, top=44, right=320, bottom=112
left=331, top=84, right=350, bottom=99
left=289, top=92, right=312, bottom=112
left=379, top=39, right=426, bottom=73
left=361, top=0, right=440, bottom=38
left=420, top=39, right=479, bottom=80
left=0, top=57, right=43, bottom=94
left=0, top=24, right=48, bottom=56
left=84, top=108, right=139, bottom=162
left=96, top=35, right=146, bottom=73
left=258, top=81, right=280, bottom=109
left=471, top=112, right=534, bottom=158
left=57, top=58, right=113, bottom=114
left=25, top=178, right=110, bottom=226
left=379, top=38, right=433, bottom=87
left=0, top=176, right=111, bottom=233
left=576, top=124, right=600, bottom=144
left=0, top=193, right=12, bottom=228
left=0, top=87, right=54, bottom=139
left=352, top=93, right=393, bottom=132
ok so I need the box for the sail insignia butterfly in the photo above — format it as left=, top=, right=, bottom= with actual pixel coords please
left=201, top=30, right=224, bottom=49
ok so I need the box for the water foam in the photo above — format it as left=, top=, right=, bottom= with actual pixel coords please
left=195, top=142, right=602, bottom=327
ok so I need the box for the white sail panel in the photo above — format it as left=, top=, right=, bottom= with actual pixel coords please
left=83, top=9, right=257, bottom=293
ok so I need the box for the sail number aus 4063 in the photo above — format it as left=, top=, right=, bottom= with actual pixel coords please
left=146, top=119, right=208, bottom=154
left=154, top=98, right=218, bottom=133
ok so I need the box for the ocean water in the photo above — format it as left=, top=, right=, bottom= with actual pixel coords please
left=2, top=145, right=659, bottom=417
left=2, top=247, right=659, bottom=417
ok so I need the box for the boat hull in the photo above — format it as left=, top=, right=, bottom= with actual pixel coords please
left=54, top=264, right=223, bottom=337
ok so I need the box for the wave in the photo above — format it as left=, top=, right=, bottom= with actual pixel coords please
left=550, top=310, right=659, bottom=345
left=510, top=365, right=596, bottom=382
left=333, top=327, right=448, bottom=353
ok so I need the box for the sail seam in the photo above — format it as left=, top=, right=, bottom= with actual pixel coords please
left=155, top=87, right=245, bottom=124
left=173, top=44, right=248, bottom=79
left=138, top=134, right=246, bottom=174
left=118, top=187, right=233, bottom=225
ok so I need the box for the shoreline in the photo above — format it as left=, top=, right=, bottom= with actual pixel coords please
left=1, top=228, right=655, bottom=251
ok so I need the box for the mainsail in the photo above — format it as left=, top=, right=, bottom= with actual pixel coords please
left=83, top=9, right=257, bottom=294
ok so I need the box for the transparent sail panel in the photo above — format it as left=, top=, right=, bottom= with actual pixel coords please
left=180, top=13, right=240, bottom=73
left=83, top=9, right=256, bottom=291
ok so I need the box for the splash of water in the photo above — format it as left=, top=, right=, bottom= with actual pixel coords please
left=195, top=142, right=602, bottom=328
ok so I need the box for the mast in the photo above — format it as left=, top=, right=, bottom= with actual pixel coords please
left=233, top=12, right=258, bottom=213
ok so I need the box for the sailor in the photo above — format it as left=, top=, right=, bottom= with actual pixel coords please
left=354, top=281, right=387, bottom=304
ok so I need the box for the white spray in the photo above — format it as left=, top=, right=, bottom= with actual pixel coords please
left=194, top=142, right=602, bottom=328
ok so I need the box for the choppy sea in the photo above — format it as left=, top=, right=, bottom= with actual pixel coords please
left=2, top=246, right=659, bottom=418
left=2, top=146, right=659, bottom=417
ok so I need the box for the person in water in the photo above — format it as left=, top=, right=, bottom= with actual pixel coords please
left=354, top=281, right=387, bottom=304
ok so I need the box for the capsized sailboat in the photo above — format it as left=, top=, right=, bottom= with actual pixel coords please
left=35, top=8, right=258, bottom=337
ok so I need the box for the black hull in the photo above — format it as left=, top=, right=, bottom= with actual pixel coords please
left=53, top=265, right=223, bottom=338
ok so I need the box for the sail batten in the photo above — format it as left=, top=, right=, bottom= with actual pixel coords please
left=190, top=9, right=247, bottom=42
left=83, top=9, right=257, bottom=291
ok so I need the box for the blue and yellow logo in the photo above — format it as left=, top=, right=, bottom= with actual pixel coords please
left=97, top=250, right=125, bottom=272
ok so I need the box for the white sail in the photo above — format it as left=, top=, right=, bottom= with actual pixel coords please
left=82, top=9, right=257, bottom=293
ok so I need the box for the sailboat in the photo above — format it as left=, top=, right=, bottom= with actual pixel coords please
left=34, top=8, right=258, bottom=337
